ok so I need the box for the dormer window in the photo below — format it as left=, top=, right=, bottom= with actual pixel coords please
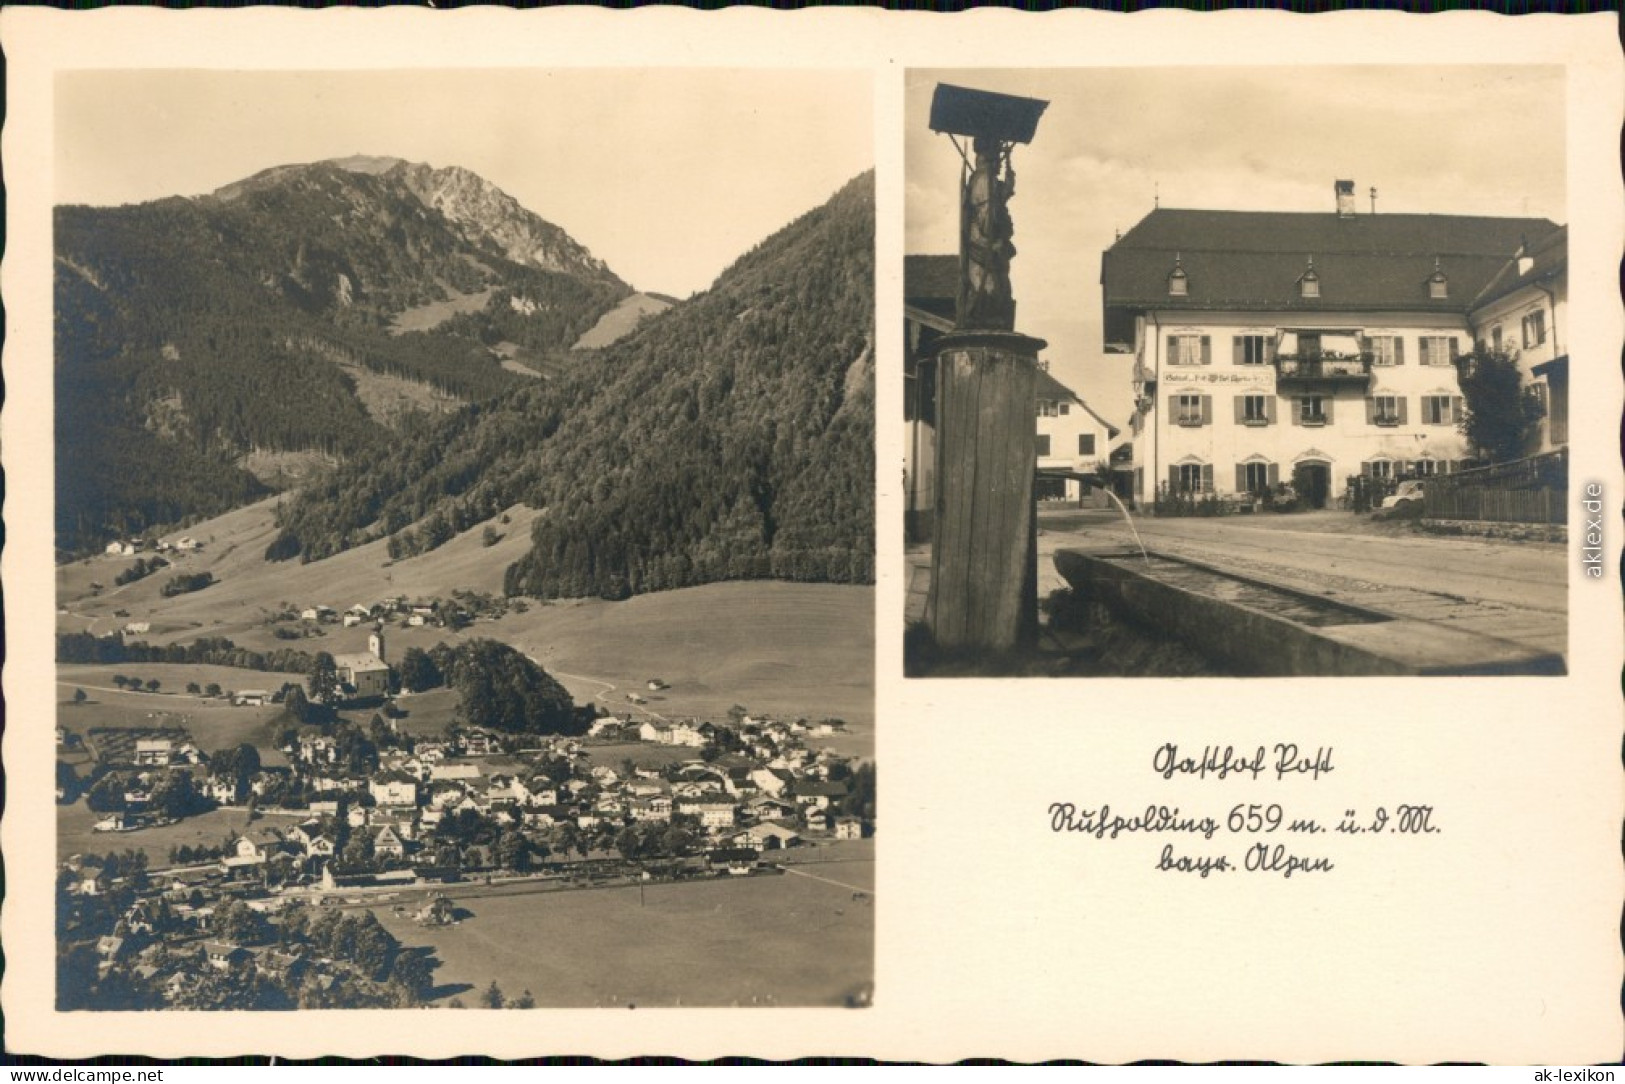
left=1298, top=257, right=1320, bottom=299
left=1427, top=259, right=1449, bottom=300
left=1167, top=254, right=1188, bottom=297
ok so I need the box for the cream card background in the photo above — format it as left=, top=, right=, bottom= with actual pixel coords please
left=4, top=7, right=1621, bottom=1063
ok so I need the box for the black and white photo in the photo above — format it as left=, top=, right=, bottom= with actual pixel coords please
left=51, top=67, right=875, bottom=1011
left=904, top=66, right=1569, bottom=678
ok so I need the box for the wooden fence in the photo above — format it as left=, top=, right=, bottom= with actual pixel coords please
left=1423, top=450, right=1567, bottom=525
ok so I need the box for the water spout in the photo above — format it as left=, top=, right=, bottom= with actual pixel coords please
left=1100, top=489, right=1151, bottom=565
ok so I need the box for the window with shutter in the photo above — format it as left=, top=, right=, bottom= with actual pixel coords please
left=1078, top=433, right=1095, bottom=456
left=1035, top=434, right=1051, bottom=457
left=1422, top=395, right=1453, bottom=425
left=1168, top=335, right=1204, bottom=366
left=1235, top=335, right=1268, bottom=365
left=1368, top=336, right=1398, bottom=367
left=1419, top=336, right=1456, bottom=366
left=1175, top=393, right=1204, bottom=426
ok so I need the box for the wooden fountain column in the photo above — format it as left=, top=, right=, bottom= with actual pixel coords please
left=926, top=330, right=1047, bottom=654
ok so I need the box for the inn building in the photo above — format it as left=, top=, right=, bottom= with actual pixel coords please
left=1101, top=181, right=1565, bottom=508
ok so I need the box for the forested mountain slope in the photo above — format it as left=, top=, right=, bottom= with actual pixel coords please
left=269, top=171, right=876, bottom=599
left=55, top=158, right=629, bottom=554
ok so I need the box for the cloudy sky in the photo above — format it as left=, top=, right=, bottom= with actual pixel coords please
left=57, top=69, right=873, bottom=299
left=907, top=66, right=1566, bottom=431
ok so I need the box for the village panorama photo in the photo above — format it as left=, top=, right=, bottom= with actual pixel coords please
left=52, top=68, right=876, bottom=1010
left=902, top=66, right=1568, bottom=679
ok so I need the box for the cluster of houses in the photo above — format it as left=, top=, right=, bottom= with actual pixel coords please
left=293, top=593, right=494, bottom=631
left=103, top=536, right=203, bottom=558
left=78, top=707, right=867, bottom=898
left=65, top=861, right=377, bottom=1008
left=62, top=648, right=872, bottom=1008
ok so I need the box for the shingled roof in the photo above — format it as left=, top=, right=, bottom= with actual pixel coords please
left=1101, top=208, right=1560, bottom=348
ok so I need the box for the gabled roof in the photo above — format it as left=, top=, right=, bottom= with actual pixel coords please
left=1101, top=208, right=1561, bottom=341
left=1035, top=368, right=1120, bottom=440
left=1470, top=224, right=1567, bottom=311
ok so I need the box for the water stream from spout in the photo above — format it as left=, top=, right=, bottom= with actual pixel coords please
left=1100, top=490, right=1151, bottom=565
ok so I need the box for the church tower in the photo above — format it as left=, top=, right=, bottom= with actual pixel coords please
left=368, top=624, right=386, bottom=663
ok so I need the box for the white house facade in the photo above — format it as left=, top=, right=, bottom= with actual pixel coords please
left=1101, top=183, right=1563, bottom=508
left=1034, top=368, right=1120, bottom=502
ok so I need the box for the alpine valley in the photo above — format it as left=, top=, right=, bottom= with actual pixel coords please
left=55, top=158, right=875, bottom=600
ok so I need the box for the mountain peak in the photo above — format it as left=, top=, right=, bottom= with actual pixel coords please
left=325, top=154, right=409, bottom=175
left=205, top=157, right=625, bottom=290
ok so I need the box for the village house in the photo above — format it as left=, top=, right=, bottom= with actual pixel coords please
left=369, top=770, right=419, bottom=808
left=202, top=941, right=251, bottom=971
left=834, top=816, right=863, bottom=841
left=678, top=798, right=737, bottom=831
left=1466, top=225, right=1568, bottom=455
left=731, top=822, right=801, bottom=851
left=373, top=825, right=407, bottom=860
left=794, top=779, right=848, bottom=811
left=134, top=739, right=175, bottom=767
left=208, top=776, right=246, bottom=805
left=459, top=729, right=501, bottom=757
left=1100, top=183, right=1564, bottom=506
left=430, top=760, right=482, bottom=783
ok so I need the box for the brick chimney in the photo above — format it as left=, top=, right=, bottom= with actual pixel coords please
left=1335, top=179, right=1356, bottom=217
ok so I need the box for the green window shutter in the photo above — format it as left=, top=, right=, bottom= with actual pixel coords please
left=1289, top=399, right=1302, bottom=426
left=1200, top=464, right=1213, bottom=492
left=1361, top=461, right=1372, bottom=478
left=1394, top=337, right=1405, bottom=366
left=1449, top=339, right=1460, bottom=361
left=1236, top=464, right=1247, bottom=492
left=1168, top=466, right=1179, bottom=491
left=1200, top=336, right=1212, bottom=365
left=1166, top=335, right=1177, bottom=361
left=1365, top=397, right=1376, bottom=424
left=1265, top=397, right=1277, bottom=424
left=1452, top=395, right=1464, bottom=423
left=1397, top=397, right=1408, bottom=424
left=1232, top=337, right=1244, bottom=365
left=1264, top=337, right=1276, bottom=364
left=1234, top=396, right=1245, bottom=424
left=1167, top=394, right=1178, bottom=418
left=1322, top=397, right=1335, bottom=423
left=1200, top=395, right=1212, bottom=425
left=1267, top=463, right=1279, bottom=487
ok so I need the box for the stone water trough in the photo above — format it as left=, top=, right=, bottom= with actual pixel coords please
left=1053, top=548, right=1565, bottom=677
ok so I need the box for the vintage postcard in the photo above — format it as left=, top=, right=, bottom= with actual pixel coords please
left=3, top=6, right=1621, bottom=1065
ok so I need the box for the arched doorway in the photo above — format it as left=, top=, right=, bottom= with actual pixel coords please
left=1292, top=459, right=1332, bottom=509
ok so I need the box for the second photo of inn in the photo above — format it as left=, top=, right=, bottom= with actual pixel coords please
left=903, top=66, right=1567, bottom=679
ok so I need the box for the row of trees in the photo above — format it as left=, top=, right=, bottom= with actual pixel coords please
left=57, top=631, right=317, bottom=675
